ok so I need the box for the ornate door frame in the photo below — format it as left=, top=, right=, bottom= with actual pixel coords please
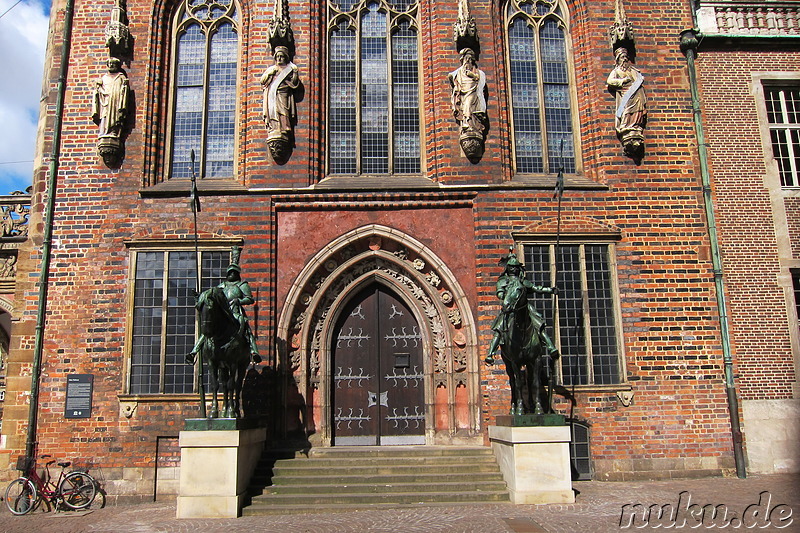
left=277, top=225, right=481, bottom=446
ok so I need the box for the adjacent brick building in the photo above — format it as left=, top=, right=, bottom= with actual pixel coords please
left=1, top=0, right=796, bottom=499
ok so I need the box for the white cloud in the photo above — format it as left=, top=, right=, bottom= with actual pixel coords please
left=0, top=0, right=49, bottom=193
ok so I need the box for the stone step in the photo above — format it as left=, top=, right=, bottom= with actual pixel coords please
left=244, top=445, right=510, bottom=514
left=263, top=480, right=509, bottom=495
left=267, top=454, right=498, bottom=466
left=267, top=471, right=504, bottom=486
left=255, top=462, right=503, bottom=481
left=241, top=500, right=509, bottom=517
left=306, top=446, right=496, bottom=458
left=245, top=489, right=510, bottom=510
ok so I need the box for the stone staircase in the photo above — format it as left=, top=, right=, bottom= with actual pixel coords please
left=242, top=446, right=510, bottom=515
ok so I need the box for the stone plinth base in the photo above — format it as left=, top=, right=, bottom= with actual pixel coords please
left=489, top=424, right=574, bottom=504
left=176, top=426, right=267, bottom=518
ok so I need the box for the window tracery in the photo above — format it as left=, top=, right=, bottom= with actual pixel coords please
left=505, top=0, right=576, bottom=174
left=328, top=0, right=421, bottom=175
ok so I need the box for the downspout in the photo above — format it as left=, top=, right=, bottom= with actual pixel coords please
left=26, top=0, right=76, bottom=459
left=679, top=29, right=746, bottom=479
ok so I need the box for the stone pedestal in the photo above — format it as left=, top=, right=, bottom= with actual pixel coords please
left=176, top=424, right=266, bottom=518
left=489, top=424, right=574, bottom=504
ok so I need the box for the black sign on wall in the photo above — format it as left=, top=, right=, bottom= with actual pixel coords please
left=65, top=374, right=93, bottom=419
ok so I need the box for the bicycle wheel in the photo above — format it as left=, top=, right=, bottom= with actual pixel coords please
left=58, top=471, right=97, bottom=510
left=4, top=477, right=37, bottom=515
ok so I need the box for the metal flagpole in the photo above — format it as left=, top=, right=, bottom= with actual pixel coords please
left=189, top=150, right=207, bottom=418
left=548, top=145, right=565, bottom=413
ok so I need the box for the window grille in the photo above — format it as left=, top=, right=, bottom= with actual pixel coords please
left=328, top=0, right=421, bottom=175
left=129, top=250, right=227, bottom=394
left=765, top=86, right=800, bottom=187
left=506, top=0, right=575, bottom=174
left=170, top=0, right=238, bottom=181
left=569, top=420, right=592, bottom=480
left=522, top=243, right=622, bottom=386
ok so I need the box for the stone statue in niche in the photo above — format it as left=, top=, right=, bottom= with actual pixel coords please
left=448, top=48, right=488, bottom=163
left=92, top=57, right=130, bottom=167
left=607, top=46, right=647, bottom=162
left=260, top=46, right=301, bottom=165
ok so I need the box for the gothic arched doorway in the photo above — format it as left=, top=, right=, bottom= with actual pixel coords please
left=332, top=284, right=425, bottom=445
left=277, top=224, right=482, bottom=447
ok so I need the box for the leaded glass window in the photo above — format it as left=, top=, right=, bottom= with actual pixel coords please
left=170, top=0, right=239, bottom=181
left=765, top=86, right=800, bottom=187
left=506, top=0, right=575, bottom=174
left=129, top=249, right=228, bottom=394
left=328, top=0, right=421, bottom=175
left=522, top=243, right=622, bottom=386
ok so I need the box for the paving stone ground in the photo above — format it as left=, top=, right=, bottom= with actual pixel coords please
left=0, top=474, right=797, bottom=532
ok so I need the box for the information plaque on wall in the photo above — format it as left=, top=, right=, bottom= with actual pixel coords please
left=65, top=374, right=93, bottom=418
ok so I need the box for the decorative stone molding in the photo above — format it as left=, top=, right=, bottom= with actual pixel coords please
left=616, top=390, right=634, bottom=407
left=0, top=188, right=31, bottom=238
left=277, top=225, right=480, bottom=444
left=105, top=0, right=131, bottom=60
left=696, top=2, right=800, bottom=36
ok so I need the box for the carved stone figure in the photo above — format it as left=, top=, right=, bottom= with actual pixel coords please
left=448, top=48, right=488, bottom=162
left=607, top=46, right=647, bottom=161
left=260, top=46, right=300, bottom=164
left=487, top=252, right=559, bottom=415
left=92, top=57, right=130, bottom=167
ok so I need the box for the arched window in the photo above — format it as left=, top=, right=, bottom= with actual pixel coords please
left=169, top=0, right=239, bottom=181
left=328, top=0, right=421, bottom=175
left=506, top=0, right=576, bottom=174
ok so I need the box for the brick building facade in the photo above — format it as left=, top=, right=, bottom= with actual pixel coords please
left=0, top=0, right=796, bottom=499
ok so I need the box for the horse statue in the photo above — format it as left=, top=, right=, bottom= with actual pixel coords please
left=191, top=286, right=251, bottom=418
left=487, top=252, right=559, bottom=416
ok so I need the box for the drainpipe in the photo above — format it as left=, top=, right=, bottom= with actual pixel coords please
left=679, top=29, right=746, bottom=479
left=26, top=0, right=76, bottom=459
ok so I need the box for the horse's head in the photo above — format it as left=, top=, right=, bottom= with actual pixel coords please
left=197, top=287, right=235, bottom=334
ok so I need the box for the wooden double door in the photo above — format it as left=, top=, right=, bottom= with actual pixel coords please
left=332, top=284, right=425, bottom=445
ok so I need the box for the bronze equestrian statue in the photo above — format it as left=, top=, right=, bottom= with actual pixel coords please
left=186, top=249, right=261, bottom=418
left=487, top=251, right=559, bottom=415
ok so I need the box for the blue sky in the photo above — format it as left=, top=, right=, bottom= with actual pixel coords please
left=0, top=0, right=50, bottom=194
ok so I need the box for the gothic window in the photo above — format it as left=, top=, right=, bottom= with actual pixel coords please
left=128, top=249, right=228, bottom=394
left=328, top=0, right=421, bottom=175
left=765, top=85, right=800, bottom=187
left=522, top=242, right=623, bottom=386
left=168, top=0, right=239, bottom=181
left=506, top=0, right=576, bottom=174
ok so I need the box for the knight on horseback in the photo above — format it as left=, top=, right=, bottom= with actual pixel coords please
left=186, top=250, right=261, bottom=366
left=486, top=250, right=560, bottom=415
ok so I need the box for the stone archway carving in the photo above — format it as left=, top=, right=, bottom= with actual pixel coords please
left=277, top=225, right=480, bottom=446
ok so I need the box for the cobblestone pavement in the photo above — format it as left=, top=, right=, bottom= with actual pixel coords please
left=0, top=474, right=797, bottom=532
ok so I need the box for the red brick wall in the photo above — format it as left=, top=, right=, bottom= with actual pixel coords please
left=1, top=0, right=749, bottom=486
left=693, top=49, right=800, bottom=401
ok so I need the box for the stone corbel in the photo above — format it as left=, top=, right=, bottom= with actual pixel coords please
left=616, top=390, right=634, bottom=407
left=120, top=400, right=137, bottom=418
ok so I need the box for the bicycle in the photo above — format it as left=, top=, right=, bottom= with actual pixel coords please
left=4, top=455, right=98, bottom=515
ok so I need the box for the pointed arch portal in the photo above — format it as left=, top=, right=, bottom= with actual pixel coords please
left=277, top=225, right=481, bottom=446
